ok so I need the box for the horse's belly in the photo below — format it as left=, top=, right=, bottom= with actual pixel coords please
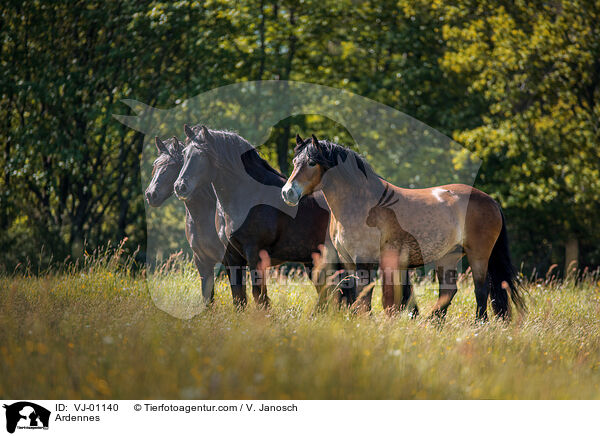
left=412, top=231, right=459, bottom=264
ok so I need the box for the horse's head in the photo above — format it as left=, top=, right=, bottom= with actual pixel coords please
left=145, top=136, right=184, bottom=207
left=282, top=134, right=327, bottom=206
left=365, top=185, right=399, bottom=228
left=174, top=125, right=216, bottom=201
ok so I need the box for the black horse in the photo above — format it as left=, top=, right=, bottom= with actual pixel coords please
left=174, top=125, right=350, bottom=308
left=144, top=135, right=225, bottom=303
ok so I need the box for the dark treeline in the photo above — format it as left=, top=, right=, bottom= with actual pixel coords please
left=1, top=0, right=599, bottom=274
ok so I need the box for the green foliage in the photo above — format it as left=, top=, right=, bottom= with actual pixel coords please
left=441, top=0, right=600, bottom=267
left=1, top=0, right=598, bottom=271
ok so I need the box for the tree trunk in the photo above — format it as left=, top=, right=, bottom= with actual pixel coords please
left=276, top=122, right=291, bottom=175
left=565, top=236, right=579, bottom=276
left=274, top=6, right=296, bottom=175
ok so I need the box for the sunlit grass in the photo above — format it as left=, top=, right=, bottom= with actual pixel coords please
left=1, top=248, right=599, bottom=399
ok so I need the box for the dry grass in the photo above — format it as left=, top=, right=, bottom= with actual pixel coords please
left=1, top=249, right=599, bottom=399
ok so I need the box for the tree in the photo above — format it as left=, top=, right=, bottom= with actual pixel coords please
left=0, top=1, right=236, bottom=266
left=442, top=0, right=600, bottom=271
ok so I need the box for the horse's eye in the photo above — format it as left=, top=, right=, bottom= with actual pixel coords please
left=308, top=160, right=317, bottom=167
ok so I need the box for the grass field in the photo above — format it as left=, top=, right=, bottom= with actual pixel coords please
left=1, top=248, right=599, bottom=400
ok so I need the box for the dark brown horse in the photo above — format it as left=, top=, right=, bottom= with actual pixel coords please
left=174, top=125, right=349, bottom=308
left=144, top=136, right=225, bottom=303
left=282, top=135, right=525, bottom=320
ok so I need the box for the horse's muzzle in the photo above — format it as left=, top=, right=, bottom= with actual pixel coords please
left=145, top=190, right=157, bottom=206
left=281, top=181, right=301, bottom=206
left=174, top=180, right=190, bottom=200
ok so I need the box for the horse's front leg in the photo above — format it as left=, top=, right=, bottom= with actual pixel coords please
left=380, top=248, right=399, bottom=314
left=245, top=246, right=270, bottom=309
left=193, top=253, right=215, bottom=305
left=351, top=261, right=378, bottom=313
left=224, top=245, right=247, bottom=308
left=310, top=240, right=351, bottom=309
left=399, top=270, right=418, bottom=317
left=380, top=244, right=418, bottom=316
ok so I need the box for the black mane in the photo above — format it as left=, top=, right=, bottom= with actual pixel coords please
left=295, top=137, right=369, bottom=178
left=240, top=148, right=286, bottom=187
left=193, top=126, right=286, bottom=186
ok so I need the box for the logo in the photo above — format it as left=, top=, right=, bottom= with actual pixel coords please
left=3, top=402, right=50, bottom=434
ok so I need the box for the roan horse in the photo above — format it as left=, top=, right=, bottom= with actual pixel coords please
left=174, top=125, right=350, bottom=308
left=144, top=136, right=225, bottom=303
left=282, top=135, right=526, bottom=320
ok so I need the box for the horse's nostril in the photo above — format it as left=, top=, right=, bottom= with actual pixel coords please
left=282, top=186, right=298, bottom=204
left=175, top=181, right=188, bottom=197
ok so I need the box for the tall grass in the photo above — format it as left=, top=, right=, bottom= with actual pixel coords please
left=1, top=246, right=599, bottom=399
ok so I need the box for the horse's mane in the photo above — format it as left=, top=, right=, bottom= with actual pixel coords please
left=295, top=137, right=374, bottom=180
left=192, top=126, right=286, bottom=181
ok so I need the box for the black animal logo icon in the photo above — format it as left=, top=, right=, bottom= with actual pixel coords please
left=3, top=402, right=50, bottom=434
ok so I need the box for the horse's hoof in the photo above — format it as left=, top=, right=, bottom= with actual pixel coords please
left=384, top=307, right=399, bottom=317
left=428, top=310, right=446, bottom=319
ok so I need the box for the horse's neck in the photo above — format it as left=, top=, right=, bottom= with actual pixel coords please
left=184, top=185, right=216, bottom=223
left=322, top=172, right=386, bottom=226
left=212, top=162, right=255, bottom=207
left=211, top=160, right=293, bottom=229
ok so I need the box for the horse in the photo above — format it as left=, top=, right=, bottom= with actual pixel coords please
left=144, top=135, right=225, bottom=303
left=282, top=134, right=526, bottom=320
left=174, top=125, right=350, bottom=308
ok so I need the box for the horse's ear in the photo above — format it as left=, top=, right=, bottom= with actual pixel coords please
left=184, top=124, right=196, bottom=142
left=201, top=125, right=213, bottom=143
left=296, top=134, right=304, bottom=146
left=172, top=136, right=183, bottom=152
left=155, top=136, right=167, bottom=154
left=311, top=134, right=323, bottom=152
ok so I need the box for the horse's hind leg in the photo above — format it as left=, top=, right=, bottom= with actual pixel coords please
left=245, top=246, right=270, bottom=309
left=431, top=251, right=463, bottom=318
left=464, top=235, right=496, bottom=321
left=467, top=256, right=491, bottom=321
left=224, top=246, right=247, bottom=308
left=463, top=193, right=504, bottom=320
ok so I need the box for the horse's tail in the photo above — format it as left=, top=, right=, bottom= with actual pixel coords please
left=487, top=208, right=526, bottom=318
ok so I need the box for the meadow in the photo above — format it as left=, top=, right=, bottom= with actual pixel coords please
left=1, top=247, right=599, bottom=400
